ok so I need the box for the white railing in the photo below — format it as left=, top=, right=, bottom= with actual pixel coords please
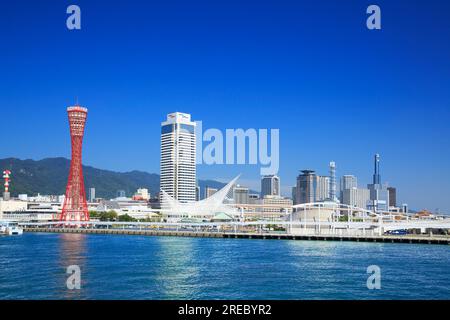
left=18, top=218, right=450, bottom=237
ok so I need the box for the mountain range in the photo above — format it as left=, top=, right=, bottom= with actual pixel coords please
left=0, top=157, right=229, bottom=199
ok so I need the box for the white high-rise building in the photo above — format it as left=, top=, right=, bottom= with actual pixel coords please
left=160, top=112, right=197, bottom=204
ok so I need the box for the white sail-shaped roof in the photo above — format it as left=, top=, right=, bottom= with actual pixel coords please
left=161, top=175, right=240, bottom=219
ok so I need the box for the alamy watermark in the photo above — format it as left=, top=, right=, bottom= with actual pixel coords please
left=66, top=5, right=382, bottom=33
left=66, top=5, right=81, bottom=30
left=184, top=122, right=280, bottom=176
left=367, top=5, right=381, bottom=30
left=66, top=265, right=81, bottom=290
left=367, top=265, right=381, bottom=290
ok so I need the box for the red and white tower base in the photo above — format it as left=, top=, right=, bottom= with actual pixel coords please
left=61, top=106, right=90, bottom=222
left=3, top=170, right=11, bottom=201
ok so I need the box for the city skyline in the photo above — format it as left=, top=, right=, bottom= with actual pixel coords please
left=0, top=115, right=443, bottom=212
left=2, top=0, right=450, bottom=306
left=1, top=1, right=450, bottom=212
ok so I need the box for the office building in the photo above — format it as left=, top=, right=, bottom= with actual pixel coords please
left=340, top=175, right=358, bottom=203
left=295, top=170, right=329, bottom=204
left=133, top=188, right=150, bottom=201
left=205, top=187, right=219, bottom=199
left=388, top=187, right=397, bottom=207
left=317, top=176, right=330, bottom=201
left=373, top=153, right=381, bottom=185
left=248, top=194, right=260, bottom=205
left=89, top=188, right=96, bottom=202
left=262, top=195, right=293, bottom=214
left=261, top=175, right=280, bottom=197
left=0, top=199, right=28, bottom=220
left=342, top=188, right=370, bottom=209
left=402, top=203, right=408, bottom=214
left=328, top=162, right=338, bottom=202
left=340, top=175, right=358, bottom=192
left=295, top=170, right=315, bottom=204
left=233, top=185, right=249, bottom=204
left=367, top=154, right=389, bottom=212
left=160, top=112, right=197, bottom=204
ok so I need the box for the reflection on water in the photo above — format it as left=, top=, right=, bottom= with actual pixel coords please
left=58, top=234, right=87, bottom=300
left=0, top=233, right=449, bottom=300
left=283, top=240, right=397, bottom=300
left=154, top=237, right=200, bottom=299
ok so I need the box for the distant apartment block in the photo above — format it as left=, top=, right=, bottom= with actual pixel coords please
left=89, top=187, right=96, bottom=202
left=133, top=188, right=150, bottom=201
left=205, top=187, right=219, bottom=199
left=117, top=190, right=126, bottom=198
left=261, top=175, right=280, bottom=197
left=233, top=186, right=249, bottom=204
left=248, top=194, right=260, bottom=205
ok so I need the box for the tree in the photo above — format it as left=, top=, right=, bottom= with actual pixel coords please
left=89, top=211, right=100, bottom=218
left=99, top=211, right=118, bottom=221
left=118, top=214, right=136, bottom=222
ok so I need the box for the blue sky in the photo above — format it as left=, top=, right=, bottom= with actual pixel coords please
left=0, top=0, right=449, bottom=212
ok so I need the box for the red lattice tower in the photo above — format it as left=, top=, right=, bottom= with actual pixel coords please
left=61, top=106, right=89, bottom=222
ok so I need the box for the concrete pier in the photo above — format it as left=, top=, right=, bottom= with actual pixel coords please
left=23, top=227, right=450, bottom=245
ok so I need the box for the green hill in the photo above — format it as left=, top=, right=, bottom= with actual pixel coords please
left=0, top=157, right=227, bottom=199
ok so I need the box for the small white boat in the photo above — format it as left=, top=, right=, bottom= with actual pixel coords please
left=0, top=221, right=23, bottom=235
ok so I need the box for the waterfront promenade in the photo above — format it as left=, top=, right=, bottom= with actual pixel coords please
left=22, top=223, right=450, bottom=245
